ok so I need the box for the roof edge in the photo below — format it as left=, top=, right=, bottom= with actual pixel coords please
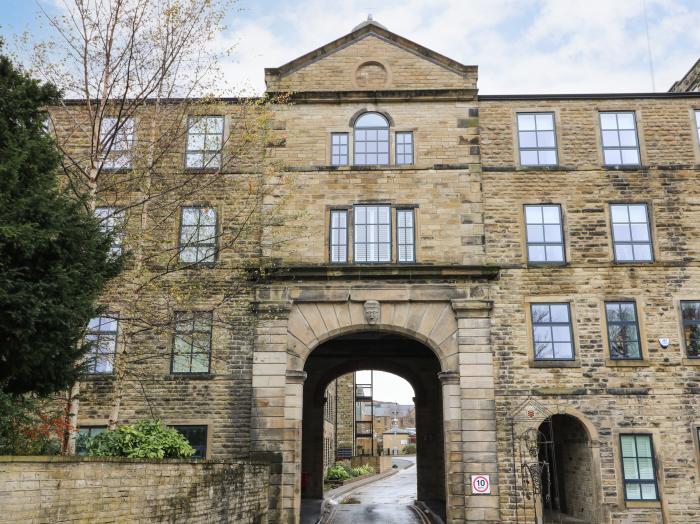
left=264, top=22, right=476, bottom=81
left=479, top=92, right=700, bottom=101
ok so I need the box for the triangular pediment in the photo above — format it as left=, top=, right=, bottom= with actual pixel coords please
left=265, top=21, right=477, bottom=93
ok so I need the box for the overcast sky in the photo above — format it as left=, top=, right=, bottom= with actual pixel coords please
left=3, top=0, right=700, bottom=94
left=3, top=0, right=699, bottom=405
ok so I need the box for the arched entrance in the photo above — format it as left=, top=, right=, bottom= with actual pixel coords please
left=301, top=330, right=446, bottom=518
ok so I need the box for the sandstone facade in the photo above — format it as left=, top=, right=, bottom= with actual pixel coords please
left=57, top=19, right=700, bottom=524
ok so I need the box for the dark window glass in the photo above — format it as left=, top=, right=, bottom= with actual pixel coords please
left=172, top=312, right=212, bottom=374
left=331, top=133, right=349, bottom=165
left=531, top=303, right=574, bottom=360
left=620, top=434, right=659, bottom=501
left=85, top=316, right=118, bottom=374
left=395, top=132, right=413, bottom=165
left=524, top=205, right=565, bottom=263
left=396, top=209, right=415, bottom=262
left=76, top=426, right=107, bottom=455
left=95, top=207, right=125, bottom=257
left=172, top=425, right=207, bottom=458
left=610, top=204, right=653, bottom=262
left=517, top=113, right=557, bottom=165
left=681, top=301, right=700, bottom=358
left=329, top=210, right=348, bottom=263
left=179, top=207, right=217, bottom=264
left=354, top=205, right=391, bottom=262
left=605, top=302, right=642, bottom=359
left=354, top=112, right=389, bottom=165
left=186, top=116, right=224, bottom=169
left=600, top=112, right=640, bottom=166
left=100, top=117, right=134, bottom=170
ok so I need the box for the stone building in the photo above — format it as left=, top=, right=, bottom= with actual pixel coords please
left=60, top=17, right=700, bottom=524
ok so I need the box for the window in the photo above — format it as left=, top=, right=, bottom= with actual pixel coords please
left=605, top=302, right=642, bottom=359
left=179, top=207, right=217, bottom=264
left=171, top=425, right=208, bottom=458
left=354, top=205, right=391, bottom=263
left=85, top=316, right=118, bottom=374
left=329, top=209, right=348, bottom=263
left=610, top=204, right=653, bottom=262
left=681, top=301, right=700, bottom=358
left=395, top=132, right=414, bottom=165
left=100, top=117, right=134, bottom=170
left=620, top=434, right=659, bottom=501
left=396, top=209, right=415, bottom=262
left=185, top=116, right=224, bottom=169
left=531, top=303, right=574, bottom=360
left=76, top=426, right=107, bottom=455
left=354, top=112, right=389, bottom=165
left=331, top=133, right=349, bottom=166
left=517, top=113, right=557, bottom=166
left=600, top=112, right=640, bottom=166
left=172, top=312, right=212, bottom=374
left=695, top=110, right=700, bottom=145
left=524, top=205, right=565, bottom=263
left=95, top=207, right=125, bottom=257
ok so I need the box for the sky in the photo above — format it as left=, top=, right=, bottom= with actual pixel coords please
left=2, top=0, right=699, bottom=404
left=356, top=370, right=415, bottom=406
left=3, top=0, right=700, bottom=94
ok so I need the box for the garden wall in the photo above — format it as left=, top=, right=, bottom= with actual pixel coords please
left=0, top=455, right=270, bottom=523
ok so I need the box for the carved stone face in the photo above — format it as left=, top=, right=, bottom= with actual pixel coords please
left=364, top=300, right=380, bottom=324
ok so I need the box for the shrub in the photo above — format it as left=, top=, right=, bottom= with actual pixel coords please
left=0, top=388, right=63, bottom=455
left=351, top=464, right=374, bottom=476
left=82, top=419, right=194, bottom=459
left=325, top=464, right=351, bottom=481
left=403, top=443, right=417, bottom=454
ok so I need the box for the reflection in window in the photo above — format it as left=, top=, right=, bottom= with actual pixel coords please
left=610, top=204, right=653, bottom=262
left=100, top=117, right=134, bottom=170
left=76, top=426, right=107, bottom=455
left=524, top=205, right=565, bottom=263
left=354, top=205, right=391, bottom=263
left=600, top=112, right=640, bottom=166
left=331, top=133, right=349, bottom=166
left=605, top=302, right=642, bottom=359
left=172, top=425, right=208, bottom=458
left=172, top=312, right=212, bottom=374
left=186, top=116, right=224, bottom=169
left=620, top=434, right=659, bottom=501
left=95, top=207, right=125, bottom=257
left=395, top=131, right=413, bottom=165
left=517, top=113, right=557, bottom=166
left=531, top=303, right=574, bottom=360
left=85, top=316, right=118, bottom=374
left=354, top=112, right=389, bottom=165
left=179, top=207, right=217, bottom=264
left=681, top=301, right=700, bottom=358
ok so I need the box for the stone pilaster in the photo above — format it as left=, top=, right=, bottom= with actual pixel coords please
left=451, top=299, right=499, bottom=523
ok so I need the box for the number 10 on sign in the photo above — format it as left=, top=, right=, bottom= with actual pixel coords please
left=471, top=474, right=491, bottom=495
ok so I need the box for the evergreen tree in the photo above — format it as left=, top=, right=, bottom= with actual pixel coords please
left=0, top=44, right=121, bottom=395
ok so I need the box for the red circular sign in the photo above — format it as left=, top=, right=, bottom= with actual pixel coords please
left=472, top=475, right=490, bottom=494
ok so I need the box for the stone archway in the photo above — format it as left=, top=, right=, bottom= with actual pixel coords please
left=251, top=284, right=499, bottom=523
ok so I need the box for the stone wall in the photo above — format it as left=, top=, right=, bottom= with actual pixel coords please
left=0, top=456, right=270, bottom=524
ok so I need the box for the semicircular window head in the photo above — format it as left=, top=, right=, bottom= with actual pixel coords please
left=354, top=112, right=389, bottom=166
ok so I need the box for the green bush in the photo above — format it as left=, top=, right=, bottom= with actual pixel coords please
left=351, top=464, right=374, bottom=476
left=325, top=464, right=351, bottom=481
left=403, top=443, right=417, bottom=454
left=82, top=419, right=194, bottom=459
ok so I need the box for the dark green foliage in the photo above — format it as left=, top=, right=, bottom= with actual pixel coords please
left=0, top=388, right=62, bottom=455
left=0, top=43, right=121, bottom=394
left=81, top=419, right=195, bottom=459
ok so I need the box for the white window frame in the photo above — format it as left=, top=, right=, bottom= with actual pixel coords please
left=600, top=111, right=641, bottom=166
left=524, top=204, right=565, bottom=264
left=610, top=203, right=653, bottom=263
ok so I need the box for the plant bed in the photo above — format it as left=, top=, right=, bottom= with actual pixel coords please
left=327, top=471, right=376, bottom=488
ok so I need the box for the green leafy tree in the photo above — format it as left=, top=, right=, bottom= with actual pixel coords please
left=81, top=419, right=194, bottom=459
left=0, top=43, right=121, bottom=395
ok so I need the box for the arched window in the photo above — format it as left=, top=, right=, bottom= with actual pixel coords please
left=354, top=112, right=389, bottom=165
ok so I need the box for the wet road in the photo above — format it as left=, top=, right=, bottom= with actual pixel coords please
left=327, top=457, right=428, bottom=523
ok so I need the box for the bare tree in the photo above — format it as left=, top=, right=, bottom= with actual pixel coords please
left=27, top=0, right=296, bottom=453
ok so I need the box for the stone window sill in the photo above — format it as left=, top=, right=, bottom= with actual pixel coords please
left=530, top=360, right=581, bottom=368
left=625, top=500, right=661, bottom=509
left=605, top=359, right=651, bottom=367
left=166, top=373, right=215, bottom=380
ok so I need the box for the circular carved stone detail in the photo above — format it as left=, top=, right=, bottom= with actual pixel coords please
left=355, top=61, right=389, bottom=88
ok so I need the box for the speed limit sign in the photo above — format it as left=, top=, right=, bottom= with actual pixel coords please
left=471, top=474, right=491, bottom=495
